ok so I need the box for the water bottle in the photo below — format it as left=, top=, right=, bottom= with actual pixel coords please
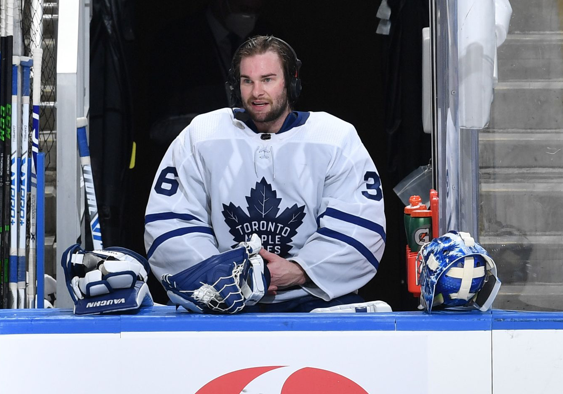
left=404, top=195, right=426, bottom=244
left=409, top=209, right=432, bottom=252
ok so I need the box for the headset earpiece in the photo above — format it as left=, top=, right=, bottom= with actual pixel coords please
left=289, top=58, right=302, bottom=102
left=227, top=67, right=239, bottom=107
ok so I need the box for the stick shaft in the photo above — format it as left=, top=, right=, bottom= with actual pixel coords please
left=77, top=119, right=103, bottom=250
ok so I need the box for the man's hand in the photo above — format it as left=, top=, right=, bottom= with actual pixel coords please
left=259, top=249, right=308, bottom=295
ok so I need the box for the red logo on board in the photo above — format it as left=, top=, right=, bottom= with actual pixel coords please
left=196, top=366, right=368, bottom=393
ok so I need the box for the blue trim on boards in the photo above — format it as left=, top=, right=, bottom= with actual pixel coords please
left=4, top=308, right=563, bottom=335
left=492, top=310, right=563, bottom=330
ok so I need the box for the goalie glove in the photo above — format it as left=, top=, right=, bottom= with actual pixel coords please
left=162, top=234, right=270, bottom=314
left=61, top=244, right=154, bottom=315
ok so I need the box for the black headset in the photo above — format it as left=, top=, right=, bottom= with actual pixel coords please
left=227, top=36, right=302, bottom=107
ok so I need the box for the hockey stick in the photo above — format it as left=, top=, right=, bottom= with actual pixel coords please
left=0, top=0, right=14, bottom=309
left=8, top=55, right=18, bottom=308
left=27, top=46, right=41, bottom=309
left=4, top=0, right=13, bottom=309
left=18, top=56, right=30, bottom=308
left=35, top=151, right=44, bottom=308
left=0, top=0, right=6, bottom=308
left=77, top=117, right=103, bottom=250
left=0, top=0, right=5, bottom=308
left=12, top=0, right=24, bottom=308
left=25, top=0, right=43, bottom=309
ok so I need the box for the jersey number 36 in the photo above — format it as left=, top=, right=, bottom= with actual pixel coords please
left=155, top=167, right=383, bottom=202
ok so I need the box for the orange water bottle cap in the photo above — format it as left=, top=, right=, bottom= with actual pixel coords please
left=411, top=209, right=432, bottom=217
left=405, top=195, right=427, bottom=214
left=409, top=195, right=422, bottom=205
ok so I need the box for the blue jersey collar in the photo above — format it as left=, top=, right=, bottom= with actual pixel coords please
left=233, top=109, right=310, bottom=134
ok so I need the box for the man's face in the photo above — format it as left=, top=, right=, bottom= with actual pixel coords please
left=239, top=51, right=290, bottom=133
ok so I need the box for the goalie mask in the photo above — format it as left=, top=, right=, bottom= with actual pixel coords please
left=162, top=234, right=270, bottom=314
left=418, top=231, right=501, bottom=313
left=62, top=244, right=154, bottom=315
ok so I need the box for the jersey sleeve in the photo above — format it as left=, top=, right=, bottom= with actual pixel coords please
left=144, top=129, right=220, bottom=282
left=290, top=128, right=386, bottom=301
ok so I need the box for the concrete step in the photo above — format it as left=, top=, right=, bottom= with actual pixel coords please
left=41, top=84, right=56, bottom=104
left=39, top=104, right=56, bottom=134
left=42, top=4, right=58, bottom=42
left=22, top=3, right=57, bottom=56
left=40, top=129, right=56, bottom=171
left=46, top=169, right=55, bottom=185
left=498, top=34, right=563, bottom=81
left=480, top=171, right=563, bottom=234
left=488, top=81, right=563, bottom=129
left=494, top=283, right=563, bottom=311
left=509, top=0, right=563, bottom=34
left=481, top=233, right=563, bottom=310
left=483, top=1, right=563, bottom=311
left=479, top=129, right=563, bottom=168
left=44, top=235, right=56, bottom=278
left=45, top=185, right=55, bottom=235
left=44, top=2, right=58, bottom=13
left=479, top=234, right=563, bottom=283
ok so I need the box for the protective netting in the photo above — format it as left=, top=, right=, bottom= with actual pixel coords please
left=162, top=235, right=267, bottom=314
left=21, top=0, right=56, bottom=171
left=163, top=261, right=248, bottom=314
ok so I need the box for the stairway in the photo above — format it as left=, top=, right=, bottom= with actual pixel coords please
left=480, top=0, right=563, bottom=310
left=41, top=1, right=58, bottom=279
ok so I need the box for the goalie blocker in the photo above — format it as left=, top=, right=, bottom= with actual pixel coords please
left=162, top=234, right=270, bottom=314
left=62, top=244, right=154, bottom=315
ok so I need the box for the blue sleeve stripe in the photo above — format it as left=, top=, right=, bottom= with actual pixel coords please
left=147, top=226, right=214, bottom=259
left=317, top=227, right=380, bottom=271
left=318, top=208, right=386, bottom=242
left=145, top=212, right=203, bottom=225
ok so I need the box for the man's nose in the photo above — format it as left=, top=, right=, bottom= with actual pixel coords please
left=252, top=82, right=265, bottom=97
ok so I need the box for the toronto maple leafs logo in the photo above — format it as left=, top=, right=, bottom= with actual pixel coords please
left=222, top=178, right=306, bottom=256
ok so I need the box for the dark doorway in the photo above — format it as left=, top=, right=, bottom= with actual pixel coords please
left=93, top=0, right=428, bottom=311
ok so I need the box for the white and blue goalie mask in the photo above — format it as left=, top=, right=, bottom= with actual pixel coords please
left=418, top=231, right=501, bottom=313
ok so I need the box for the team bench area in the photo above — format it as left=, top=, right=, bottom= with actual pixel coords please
left=0, top=307, right=562, bottom=393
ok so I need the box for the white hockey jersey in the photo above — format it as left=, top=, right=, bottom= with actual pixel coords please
left=144, top=108, right=386, bottom=303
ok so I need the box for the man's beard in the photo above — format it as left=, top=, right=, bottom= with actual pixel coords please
left=243, top=90, right=290, bottom=126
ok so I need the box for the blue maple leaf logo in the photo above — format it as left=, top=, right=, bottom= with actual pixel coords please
left=222, top=178, right=306, bottom=256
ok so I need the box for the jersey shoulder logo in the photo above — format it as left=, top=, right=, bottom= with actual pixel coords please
left=222, top=178, right=306, bottom=256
